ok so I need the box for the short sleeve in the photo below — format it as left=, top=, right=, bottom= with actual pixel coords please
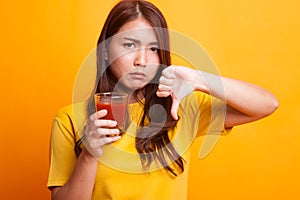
left=47, top=106, right=79, bottom=188
left=196, top=93, right=232, bottom=137
left=179, top=92, right=231, bottom=139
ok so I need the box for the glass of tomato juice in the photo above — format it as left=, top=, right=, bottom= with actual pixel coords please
left=94, top=92, right=128, bottom=136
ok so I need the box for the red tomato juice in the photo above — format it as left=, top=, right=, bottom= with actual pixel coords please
left=96, top=102, right=127, bottom=131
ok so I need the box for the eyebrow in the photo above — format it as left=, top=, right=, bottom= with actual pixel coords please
left=123, top=37, right=159, bottom=46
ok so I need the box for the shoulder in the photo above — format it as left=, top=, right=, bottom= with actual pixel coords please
left=56, top=104, right=74, bottom=116
left=180, top=91, right=211, bottom=109
left=54, top=102, right=87, bottom=129
left=56, top=102, right=86, bottom=117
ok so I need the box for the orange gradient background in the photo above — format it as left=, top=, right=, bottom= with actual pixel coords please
left=0, top=0, right=299, bottom=199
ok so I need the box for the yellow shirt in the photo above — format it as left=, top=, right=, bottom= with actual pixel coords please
left=47, top=91, right=229, bottom=199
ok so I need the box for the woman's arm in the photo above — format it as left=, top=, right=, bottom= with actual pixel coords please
left=50, top=110, right=121, bottom=200
left=51, top=149, right=98, bottom=200
left=196, top=71, right=279, bottom=127
left=157, top=66, right=279, bottom=127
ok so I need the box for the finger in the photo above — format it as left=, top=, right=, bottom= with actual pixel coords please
left=109, top=135, right=122, bottom=143
left=170, top=96, right=180, bottom=120
left=159, top=76, right=174, bottom=85
left=87, top=130, right=121, bottom=148
left=93, top=119, right=117, bottom=127
left=161, top=66, right=176, bottom=78
left=156, top=90, right=172, bottom=97
left=95, top=128, right=120, bottom=137
left=97, top=135, right=121, bottom=147
left=157, top=84, right=172, bottom=91
left=90, top=109, right=108, bottom=121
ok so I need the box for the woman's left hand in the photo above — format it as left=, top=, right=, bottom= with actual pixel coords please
left=157, top=65, right=202, bottom=120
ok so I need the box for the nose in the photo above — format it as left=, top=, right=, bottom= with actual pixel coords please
left=134, top=48, right=146, bottom=67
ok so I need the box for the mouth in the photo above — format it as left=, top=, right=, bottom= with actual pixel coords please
left=129, top=71, right=146, bottom=79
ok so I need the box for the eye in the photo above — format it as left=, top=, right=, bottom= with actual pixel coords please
left=150, top=46, right=159, bottom=52
left=123, top=43, right=135, bottom=48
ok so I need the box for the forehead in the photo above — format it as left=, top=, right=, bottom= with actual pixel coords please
left=113, top=18, right=158, bottom=42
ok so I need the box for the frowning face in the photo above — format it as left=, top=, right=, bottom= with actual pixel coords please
left=107, top=17, right=160, bottom=91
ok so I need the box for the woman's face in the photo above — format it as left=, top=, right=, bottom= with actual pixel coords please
left=107, top=17, right=160, bottom=91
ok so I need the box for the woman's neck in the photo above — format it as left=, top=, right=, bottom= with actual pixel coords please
left=115, top=85, right=144, bottom=104
left=129, top=90, right=144, bottom=104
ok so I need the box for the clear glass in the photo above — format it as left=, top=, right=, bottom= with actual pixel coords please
left=94, top=92, right=128, bottom=135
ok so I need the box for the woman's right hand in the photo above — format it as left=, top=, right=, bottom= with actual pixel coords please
left=83, top=109, right=121, bottom=159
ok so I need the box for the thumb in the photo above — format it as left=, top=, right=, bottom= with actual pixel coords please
left=170, top=95, right=180, bottom=120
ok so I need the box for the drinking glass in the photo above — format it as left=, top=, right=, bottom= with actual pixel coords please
left=94, top=92, right=128, bottom=135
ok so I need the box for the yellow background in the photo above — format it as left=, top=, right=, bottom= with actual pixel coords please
left=0, top=0, right=299, bottom=199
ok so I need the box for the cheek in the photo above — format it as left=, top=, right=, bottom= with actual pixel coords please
left=109, top=64, right=122, bottom=80
left=146, top=54, right=160, bottom=73
left=146, top=64, right=160, bottom=79
left=109, top=58, right=131, bottom=79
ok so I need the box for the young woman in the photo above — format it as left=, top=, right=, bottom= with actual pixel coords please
left=47, top=0, right=279, bottom=199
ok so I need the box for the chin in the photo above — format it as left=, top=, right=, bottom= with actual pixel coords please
left=129, top=86, right=144, bottom=92
left=124, top=81, right=147, bottom=91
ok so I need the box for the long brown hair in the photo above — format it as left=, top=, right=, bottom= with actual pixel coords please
left=77, top=0, right=184, bottom=176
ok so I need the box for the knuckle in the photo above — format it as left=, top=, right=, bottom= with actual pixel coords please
left=104, top=137, right=111, bottom=144
left=97, top=128, right=104, bottom=135
left=108, top=120, right=117, bottom=127
left=102, top=137, right=109, bottom=145
left=93, top=120, right=99, bottom=126
left=89, top=142, right=95, bottom=149
left=84, top=128, right=92, bottom=137
left=89, top=113, right=96, bottom=121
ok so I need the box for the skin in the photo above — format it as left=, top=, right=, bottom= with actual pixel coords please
left=51, top=17, right=161, bottom=200
left=156, top=66, right=279, bottom=127
left=107, top=17, right=160, bottom=93
left=50, top=17, right=279, bottom=200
